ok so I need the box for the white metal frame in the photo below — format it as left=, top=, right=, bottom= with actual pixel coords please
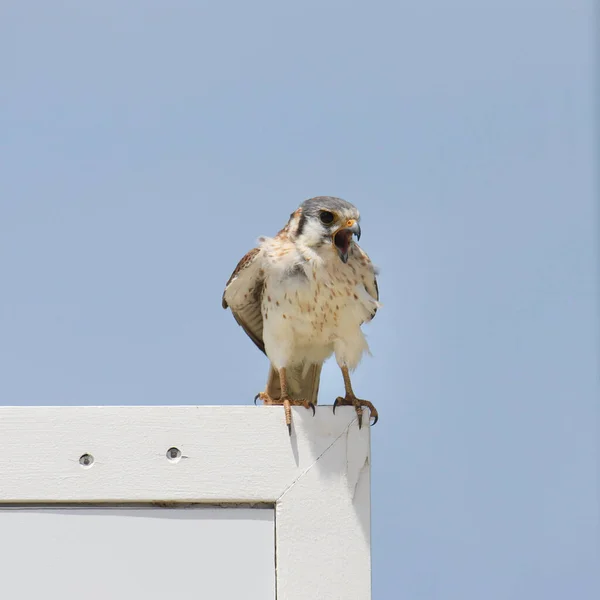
left=0, top=405, right=371, bottom=600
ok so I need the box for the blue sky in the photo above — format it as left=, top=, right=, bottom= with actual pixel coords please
left=1, top=2, right=597, bottom=598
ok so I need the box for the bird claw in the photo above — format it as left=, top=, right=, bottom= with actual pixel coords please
left=356, top=406, right=363, bottom=429
left=254, top=392, right=315, bottom=435
left=290, top=400, right=316, bottom=416
left=284, top=398, right=315, bottom=415
left=333, top=395, right=378, bottom=427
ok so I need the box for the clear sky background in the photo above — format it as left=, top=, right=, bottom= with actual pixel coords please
left=1, top=2, right=598, bottom=598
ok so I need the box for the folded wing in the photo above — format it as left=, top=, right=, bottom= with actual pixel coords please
left=222, top=247, right=266, bottom=353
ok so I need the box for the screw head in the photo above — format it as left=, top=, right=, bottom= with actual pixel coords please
left=79, top=453, right=94, bottom=468
left=166, top=447, right=182, bottom=462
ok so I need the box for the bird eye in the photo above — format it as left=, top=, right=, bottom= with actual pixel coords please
left=320, top=211, right=335, bottom=225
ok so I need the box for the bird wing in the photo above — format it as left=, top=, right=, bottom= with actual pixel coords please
left=352, top=243, right=380, bottom=322
left=222, top=247, right=266, bottom=354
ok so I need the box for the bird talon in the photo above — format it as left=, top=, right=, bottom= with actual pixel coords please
left=289, top=399, right=315, bottom=415
left=332, top=393, right=378, bottom=428
left=254, top=388, right=314, bottom=432
left=332, top=397, right=343, bottom=415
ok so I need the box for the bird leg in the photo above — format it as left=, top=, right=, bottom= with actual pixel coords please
left=333, top=365, right=378, bottom=428
left=255, top=367, right=315, bottom=435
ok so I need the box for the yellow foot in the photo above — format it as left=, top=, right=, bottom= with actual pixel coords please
left=254, top=392, right=316, bottom=435
left=333, top=394, right=378, bottom=428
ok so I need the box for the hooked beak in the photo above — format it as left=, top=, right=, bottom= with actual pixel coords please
left=333, top=219, right=361, bottom=263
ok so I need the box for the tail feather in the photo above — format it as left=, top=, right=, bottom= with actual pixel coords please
left=266, top=363, right=322, bottom=405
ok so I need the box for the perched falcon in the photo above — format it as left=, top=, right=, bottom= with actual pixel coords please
left=222, top=196, right=380, bottom=434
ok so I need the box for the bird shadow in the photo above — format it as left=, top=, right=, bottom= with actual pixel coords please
left=286, top=404, right=372, bottom=546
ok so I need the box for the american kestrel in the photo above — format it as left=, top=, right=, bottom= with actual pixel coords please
left=222, top=196, right=380, bottom=434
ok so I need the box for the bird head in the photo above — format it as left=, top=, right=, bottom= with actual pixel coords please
left=289, top=196, right=361, bottom=264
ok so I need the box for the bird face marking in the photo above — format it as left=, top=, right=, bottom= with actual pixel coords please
left=292, top=197, right=362, bottom=264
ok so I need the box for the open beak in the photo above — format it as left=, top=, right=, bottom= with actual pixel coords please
left=333, top=219, right=361, bottom=263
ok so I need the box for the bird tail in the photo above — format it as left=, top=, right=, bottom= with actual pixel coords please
left=265, top=363, right=322, bottom=405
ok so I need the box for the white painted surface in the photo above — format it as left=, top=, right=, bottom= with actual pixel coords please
left=276, top=420, right=372, bottom=599
left=0, top=507, right=274, bottom=599
left=0, top=406, right=371, bottom=600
